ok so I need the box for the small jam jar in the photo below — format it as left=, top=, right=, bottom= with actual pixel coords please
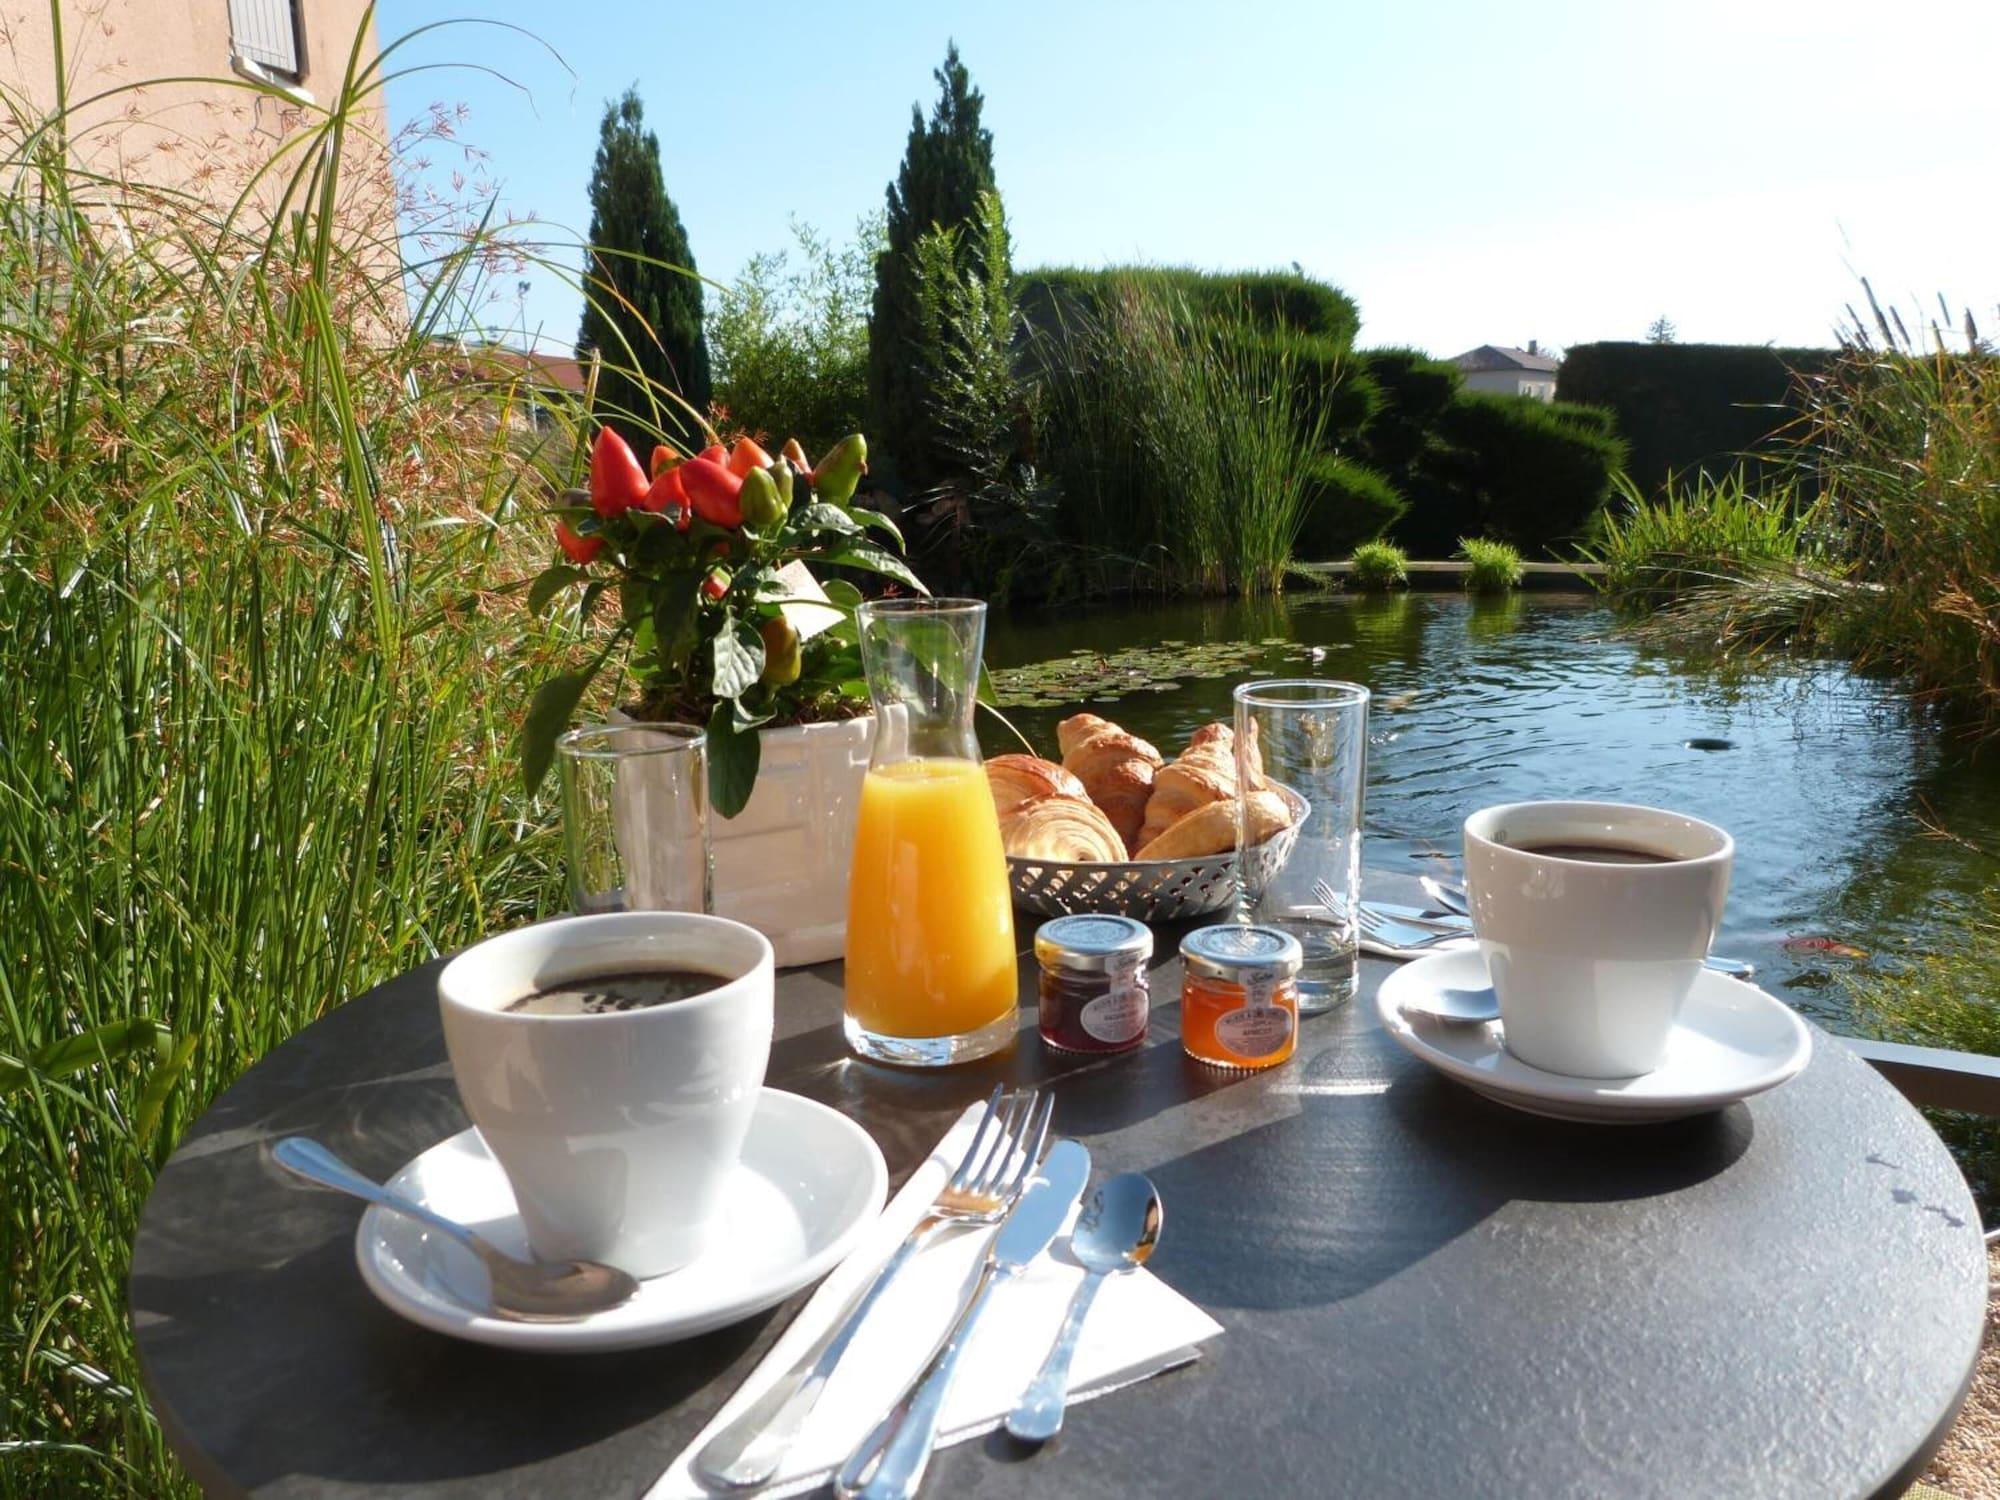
left=1033, top=915, right=1153, bottom=1054
left=1179, top=924, right=1302, bottom=1070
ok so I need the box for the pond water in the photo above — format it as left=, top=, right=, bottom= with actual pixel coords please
left=985, top=591, right=2000, bottom=1029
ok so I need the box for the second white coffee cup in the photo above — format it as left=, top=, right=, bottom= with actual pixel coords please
left=437, top=911, right=774, bottom=1277
left=1463, top=801, right=1732, bottom=1078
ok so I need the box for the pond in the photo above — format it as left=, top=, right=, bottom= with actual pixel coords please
left=985, top=590, right=2000, bottom=1029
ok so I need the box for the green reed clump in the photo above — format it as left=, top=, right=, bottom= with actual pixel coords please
left=0, top=25, right=630, bottom=1496
left=1580, top=469, right=1832, bottom=610
left=1349, top=540, right=1408, bottom=591
left=1456, top=537, right=1522, bottom=593
left=1033, top=277, right=1329, bottom=595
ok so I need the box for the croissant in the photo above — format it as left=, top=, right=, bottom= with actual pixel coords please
left=1136, top=723, right=1240, bottom=850
left=984, top=754, right=1086, bottom=821
left=1132, top=786, right=1292, bottom=862
left=999, top=793, right=1127, bottom=862
left=1056, top=713, right=1161, bottom=855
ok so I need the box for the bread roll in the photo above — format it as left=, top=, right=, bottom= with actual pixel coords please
left=1000, top=793, right=1127, bottom=862
left=984, top=754, right=1086, bottom=821
left=1136, top=722, right=1239, bottom=850
left=1056, top=713, right=1161, bottom=855
left=1132, top=786, right=1292, bottom=862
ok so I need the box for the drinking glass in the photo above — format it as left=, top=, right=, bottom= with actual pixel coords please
left=557, top=722, right=711, bottom=915
left=1233, top=679, right=1370, bottom=1014
left=843, top=598, right=1018, bottom=1066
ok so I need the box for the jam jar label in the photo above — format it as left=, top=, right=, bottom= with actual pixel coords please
left=1215, top=969, right=1292, bottom=1058
left=1079, top=955, right=1148, bottom=1044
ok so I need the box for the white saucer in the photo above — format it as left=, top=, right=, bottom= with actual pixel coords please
left=355, top=1087, right=888, bottom=1351
left=1376, top=948, right=1812, bottom=1124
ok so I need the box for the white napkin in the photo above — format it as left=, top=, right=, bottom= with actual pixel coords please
left=648, top=1103, right=1222, bottom=1499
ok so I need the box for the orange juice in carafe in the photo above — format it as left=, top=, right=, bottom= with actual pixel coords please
left=844, top=759, right=1017, bottom=1043
left=843, top=598, right=1019, bottom=1066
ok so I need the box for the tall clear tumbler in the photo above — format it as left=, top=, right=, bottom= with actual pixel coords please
left=1232, top=680, right=1369, bottom=1014
left=557, top=722, right=712, bottom=915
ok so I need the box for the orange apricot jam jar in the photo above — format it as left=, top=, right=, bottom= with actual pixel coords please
left=1178, top=924, right=1302, bottom=1070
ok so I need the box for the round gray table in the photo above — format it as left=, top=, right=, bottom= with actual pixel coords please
left=130, top=904, right=1986, bottom=1499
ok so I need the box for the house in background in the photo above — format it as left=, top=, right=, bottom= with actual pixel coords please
left=1451, top=342, right=1560, bottom=401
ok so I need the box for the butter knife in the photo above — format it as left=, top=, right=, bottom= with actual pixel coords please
left=836, top=1139, right=1091, bottom=1500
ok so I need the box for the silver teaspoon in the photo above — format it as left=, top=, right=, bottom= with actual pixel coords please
left=1004, top=1171, right=1163, bottom=1443
left=271, top=1136, right=640, bottom=1322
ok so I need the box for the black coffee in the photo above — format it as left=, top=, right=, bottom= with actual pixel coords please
left=504, top=967, right=726, bottom=1016
left=1511, top=841, right=1676, bottom=865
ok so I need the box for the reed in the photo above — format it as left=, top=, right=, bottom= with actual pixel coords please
left=0, top=20, right=624, bottom=1494
left=1456, top=537, right=1522, bottom=594
left=1348, top=540, right=1408, bottom=592
left=1580, top=469, right=1832, bottom=610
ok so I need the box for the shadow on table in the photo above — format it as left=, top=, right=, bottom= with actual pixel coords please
left=1142, top=1046, right=1754, bottom=1314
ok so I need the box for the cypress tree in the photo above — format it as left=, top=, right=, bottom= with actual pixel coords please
left=576, top=88, right=709, bottom=447
left=869, top=43, right=1005, bottom=492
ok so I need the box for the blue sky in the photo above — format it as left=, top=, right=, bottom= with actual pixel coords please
left=376, top=0, right=2000, bottom=359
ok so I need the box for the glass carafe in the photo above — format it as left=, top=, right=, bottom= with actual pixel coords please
left=843, top=598, right=1018, bottom=1066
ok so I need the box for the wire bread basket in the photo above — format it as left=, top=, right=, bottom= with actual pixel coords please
left=1007, top=785, right=1308, bottom=921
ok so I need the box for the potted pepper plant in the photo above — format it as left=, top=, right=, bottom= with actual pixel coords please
left=520, top=425, right=919, bottom=964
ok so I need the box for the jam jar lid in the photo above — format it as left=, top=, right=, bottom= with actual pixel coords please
left=1179, top=922, right=1304, bottom=983
left=1034, top=914, right=1154, bottom=975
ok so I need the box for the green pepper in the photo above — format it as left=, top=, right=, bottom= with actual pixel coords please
left=769, top=458, right=795, bottom=515
left=813, top=433, right=867, bottom=508
left=759, top=615, right=802, bottom=686
left=739, top=467, right=786, bottom=531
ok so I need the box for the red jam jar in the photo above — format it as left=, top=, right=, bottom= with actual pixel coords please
left=1033, top=915, right=1153, bottom=1054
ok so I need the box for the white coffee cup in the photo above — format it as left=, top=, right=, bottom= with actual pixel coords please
left=436, top=911, right=774, bottom=1277
left=1463, top=801, right=1732, bottom=1079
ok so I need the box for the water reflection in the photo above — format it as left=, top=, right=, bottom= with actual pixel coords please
left=986, top=591, right=2000, bottom=1025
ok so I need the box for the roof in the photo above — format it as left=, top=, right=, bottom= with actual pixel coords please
left=1450, top=344, right=1560, bottom=374
left=449, top=343, right=587, bottom=395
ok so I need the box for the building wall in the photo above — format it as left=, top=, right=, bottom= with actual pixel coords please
left=1, top=1, right=392, bottom=245
left=1461, top=369, right=1558, bottom=402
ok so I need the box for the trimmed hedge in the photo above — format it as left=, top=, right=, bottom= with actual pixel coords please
left=1019, top=266, right=1361, bottom=347
left=1295, top=454, right=1407, bottom=561
left=1556, top=341, right=1835, bottom=495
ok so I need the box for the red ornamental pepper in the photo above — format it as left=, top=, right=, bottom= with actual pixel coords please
left=701, top=569, right=729, bottom=600
left=640, top=465, right=686, bottom=515
left=555, top=521, right=602, bottom=564
left=588, top=427, right=650, bottom=519
left=680, top=457, right=744, bottom=528
left=649, top=442, right=682, bottom=479
left=726, top=436, right=774, bottom=477
left=698, top=443, right=728, bottom=469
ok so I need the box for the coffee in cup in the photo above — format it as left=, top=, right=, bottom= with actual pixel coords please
left=437, top=912, right=774, bottom=1277
left=1462, top=801, right=1732, bottom=1078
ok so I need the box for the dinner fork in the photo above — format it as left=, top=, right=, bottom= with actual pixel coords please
left=692, top=1086, right=1056, bottom=1491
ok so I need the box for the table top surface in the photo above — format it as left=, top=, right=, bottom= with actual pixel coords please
left=130, top=888, right=1987, bottom=1500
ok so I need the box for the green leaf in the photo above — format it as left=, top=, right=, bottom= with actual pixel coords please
left=710, top=614, right=766, bottom=701
left=134, top=1035, right=199, bottom=1146
left=854, top=506, right=906, bottom=548
left=822, top=541, right=929, bottom=594
left=653, top=571, right=703, bottom=668
left=0, top=1019, right=169, bottom=1094
left=823, top=578, right=864, bottom=610
left=528, top=565, right=582, bottom=614
left=579, top=578, right=609, bottom=623
left=520, top=666, right=598, bottom=795
left=795, top=503, right=862, bottom=537
left=706, top=700, right=762, bottom=819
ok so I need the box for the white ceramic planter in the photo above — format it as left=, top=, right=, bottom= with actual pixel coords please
left=611, top=710, right=875, bottom=968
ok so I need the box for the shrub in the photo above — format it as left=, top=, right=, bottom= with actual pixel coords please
left=1296, top=454, right=1406, bottom=560
left=1349, top=540, right=1409, bottom=591
left=1395, top=393, right=1627, bottom=556
left=1354, top=347, right=1462, bottom=473
left=1579, top=470, right=1831, bottom=609
left=1458, top=537, right=1524, bottom=592
left=708, top=215, right=878, bottom=461
left=1019, top=265, right=1360, bottom=347
left=1557, top=340, right=1835, bottom=497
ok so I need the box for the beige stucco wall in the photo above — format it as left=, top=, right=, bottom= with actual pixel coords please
left=1, top=0, right=391, bottom=236
left=1461, top=369, right=1558, bottom=402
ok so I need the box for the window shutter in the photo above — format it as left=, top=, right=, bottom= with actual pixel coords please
left=227, top=0, right=302, bottom=79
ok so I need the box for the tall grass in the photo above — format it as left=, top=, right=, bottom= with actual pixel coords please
left=1033, top=278, right=1329, bottom=595
left=1456, top=537, right=1522, bottom=593
left=1580, top=469, right=1832, bottom=609
left=0, top=21, right=609, bottom=1496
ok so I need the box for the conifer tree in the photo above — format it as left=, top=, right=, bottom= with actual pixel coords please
left=869, top=43, right=1005, bottom=491
left=576, top=88, right=709, bottom=446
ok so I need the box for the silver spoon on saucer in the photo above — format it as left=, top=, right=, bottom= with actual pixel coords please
left=271, top=1136, right=641, bottom=1322
left=1005, top=1171, right=1163, bottom=1443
